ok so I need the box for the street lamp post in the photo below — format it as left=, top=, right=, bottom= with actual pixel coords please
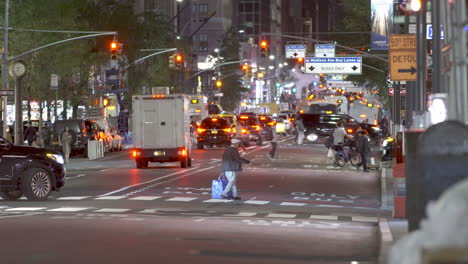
left=2, top=0, right=9, bottom=138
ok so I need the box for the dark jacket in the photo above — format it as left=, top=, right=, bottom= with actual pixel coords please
left=221, top=146, right=250, bottom=172
left=24, top=126, right=37, bottom=142
left=357, top=134, right=371, bottom=155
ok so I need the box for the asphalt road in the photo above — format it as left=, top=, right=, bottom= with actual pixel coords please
left=0, top=137, right=388, bottom=264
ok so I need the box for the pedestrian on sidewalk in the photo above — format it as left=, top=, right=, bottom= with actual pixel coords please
left=356, top=130, right=371, bottom=172
left=269, top=127, right=280, bottom=159
left=296, top=118, right=305, bottom=145
left=221, top=138, right=250, bottom=200
left=60, top=126, right=73, bottom=163
left=23, top=122, right=37, bottom=146
left=38, top=124, right=51, bottom=148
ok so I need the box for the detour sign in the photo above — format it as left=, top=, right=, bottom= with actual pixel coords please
left=389, top=34, right=417, bottom=81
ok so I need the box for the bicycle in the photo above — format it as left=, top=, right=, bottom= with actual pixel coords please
left=334, top=139, right=360, bottom=167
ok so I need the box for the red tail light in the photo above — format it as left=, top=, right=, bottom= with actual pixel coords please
left=241, top=128, right=248, bottom=134
left=346, top=128, right=354, bottom=134
left=131, top=150, right=141, bottom=158
left=197, top=128, right=206, bottom=134
left=223, top=128, right=231, bottom=133
left=181, top=149, right=187, bottom=156
left=267, top=122, right=276, bottom=126
left=252, top=125, right=261, bottom=131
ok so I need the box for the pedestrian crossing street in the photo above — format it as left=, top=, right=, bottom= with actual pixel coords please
left=0, top=204, right=379, bottom=223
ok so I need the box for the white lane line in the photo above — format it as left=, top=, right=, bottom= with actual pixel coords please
left=194, top=218, right=205, bottom=222
left=243, top=200, right=270, bottom=205
left=100, top=169, right=112, bottom=172
left=223, top=212, right=257, bottom=217
left=66, top=174, right=86, bottom=180
left=352, top=216, right=379, bottom=223
left=265, top=213, right=297, bottom=218
left=0, top=213, right=40, bottom=219
left=100, top=165, right=213, bottom=196
left=203, top=199, right=233, bottom=203
left=309, top=215, right=339, bottom=221
left=50, top=216, right=77, bottom=219
left=57, top=196, right=90, bottom=200
left=5, top=207, right=46, bottom=211
left=318, top=205, right=343, bottom=208
left=129, top=196, right=162, bottom=201
left=122, top=218, right=145, bottom=221
left=94, top=196, right=127, bottom=200
left=279, top=202, right=307, bottom=206
left=93, top=208, right=130, bottom=213
left=139, top=209, right=159, bottom=214
left=166, top=197, right=198, bottom=202
left=47, top=207, right=91, bottom=212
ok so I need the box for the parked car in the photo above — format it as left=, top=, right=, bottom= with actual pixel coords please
left=0, top=136, right=65, bottom=200
left=51, top=119, right=102, bottom=156
left=196, top=116, right=236, bottom=149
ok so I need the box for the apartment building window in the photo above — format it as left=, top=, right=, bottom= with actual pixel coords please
left=199, top=33, right=208, bottom=52
left=144, top=0, right=155, bottom=11
left=199, top=4, right=208, bottom=21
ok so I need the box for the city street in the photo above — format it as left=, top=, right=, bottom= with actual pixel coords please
left=0, top=138, right=389, bottom=264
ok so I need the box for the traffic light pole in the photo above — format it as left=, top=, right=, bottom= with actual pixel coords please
left=123, top=48, right=176, bottom=70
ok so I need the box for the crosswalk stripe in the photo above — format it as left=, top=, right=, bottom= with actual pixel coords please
left=265, top=213, right=297, bottom=218
left=129, top=196, right=162, bottom=201
left=47, top=207, right=90, bottom=212
left=309, top=215, right=339, bottom=221
left=279, top=202, right=307, bottom=206
left=244, top=200, right=270, bottom=205
left=57, top=196, right=90, bottom=200
left=203, top=199, right=233, bottom=203
left=5, top=207, right=46, bottom=211
left=94, top=196, right=127, bottom=200
left=351, top=216, right=379, bottom=223
left=223, top=212, right=257, bottom=217
left=93, top=208, right=130, bottom=213
left=166, top=197, right=198, bottom=202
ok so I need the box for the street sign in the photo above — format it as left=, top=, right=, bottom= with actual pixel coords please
left=389, top=88, right=407, bottom=96
left=389, top=34, right=417, bottom=81
left=426, top=24, right=445, bottom=40
left=214, top=93, right=224, bottom=97
left=50, top=74, right=59, bottom=90
left=0, top=90, right=14, bottom=96
left=285, top=45, right=306, bottom=59
left=305, top=57, right=362, bottom=75
left=314, top=44, right=335, bottom=57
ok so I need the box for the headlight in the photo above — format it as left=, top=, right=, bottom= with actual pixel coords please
left=47, top=153, right=64, bottom=164
left=371, top=126, right=381, bottom=131
left=306, top=133, right=318, bottom=142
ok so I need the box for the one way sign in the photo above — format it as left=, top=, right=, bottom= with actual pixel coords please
left=305, top=57, right=362, bottom=75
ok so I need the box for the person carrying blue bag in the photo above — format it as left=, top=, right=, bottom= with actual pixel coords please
left=220, top=138, right=250, bottom=200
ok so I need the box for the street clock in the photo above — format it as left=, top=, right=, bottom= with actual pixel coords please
left=9, top=60, right=27, bottom=78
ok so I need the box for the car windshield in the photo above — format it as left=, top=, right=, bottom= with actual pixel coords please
left=200, top=118, right=229, bottom=129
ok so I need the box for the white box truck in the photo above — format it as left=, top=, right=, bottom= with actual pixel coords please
left=131, top=94, right=191, bottom=169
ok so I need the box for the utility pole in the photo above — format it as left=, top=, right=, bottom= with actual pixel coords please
left=415, top=2, right=427, bottom=114
left=2, top=0, right=9, bottom=138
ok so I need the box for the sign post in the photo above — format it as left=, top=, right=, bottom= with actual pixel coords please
left=389, top=34, right=417, bottom=81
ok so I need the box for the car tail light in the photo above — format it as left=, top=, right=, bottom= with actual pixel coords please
left=131, top=150, right=141, bottom=158
left=241, top=128, right=248, bottom=134
left=197, top=128, right=206, bottom=134
left=346, top=128, right=354, bottom=134
left=211, top=118, right=218, bottom=122
left=260, top=117, right=266, bottom=120
left=252, top=125, right=261, bottom=131
left=267, top=122, right=276, bottom=126
left=223, top=128, right=231, bottom=133
left=240, top=116, right=249, bottom=119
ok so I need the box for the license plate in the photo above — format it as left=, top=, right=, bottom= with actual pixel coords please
left=211, top=130, right=218, bottom=134
left=52, top=141, right=59, bottom=145
left=154, top=151, right=165, bottom=156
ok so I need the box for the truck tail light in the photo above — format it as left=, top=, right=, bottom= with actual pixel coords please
left=178, top=148, right=187, bottom=156
left=131, top=150, right=141, bottom=158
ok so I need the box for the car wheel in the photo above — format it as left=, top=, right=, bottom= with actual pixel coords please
left=197, top=141, right=204, bottom=150
left=0, top=190, right=23, bottom=200
left=22, top=168, right=52, bottom=201
left=181, top=157, right=188, bottom=168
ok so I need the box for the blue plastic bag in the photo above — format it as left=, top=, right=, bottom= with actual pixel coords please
left=211, top=173, right=233, bottom=199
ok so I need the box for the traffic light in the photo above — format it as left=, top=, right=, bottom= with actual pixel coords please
left=169, top=54, right=175, bottom=69
left=109, top=40, right=123, bottom=60
left=258, top=72, right=264, bottom=79
left=410, top=0, right=422, bottom=12
left=242, top=64, right=249, bottom=72
left=260, top=40, right=269, bottom=58
left=175, top=54, right=183, bottom=69
left=215, top=80, right=222, bottom=88
left=102, top=96, right=109, bottom=107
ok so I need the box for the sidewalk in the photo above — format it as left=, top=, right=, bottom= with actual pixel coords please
left=378, top=163, right=409, bottom=264
left=64, top=144, right=132, bottom=171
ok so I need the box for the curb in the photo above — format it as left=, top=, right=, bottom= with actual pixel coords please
left=378, top=218, right=394, bottom=264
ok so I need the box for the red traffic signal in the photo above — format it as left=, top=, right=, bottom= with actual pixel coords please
left=297, top=57, right=304, bottom=63
left=102, top=97, right=109, bottom=107
left=175, top=54, right=183, bottom=69
left=242, top=64, right=249, bottom=71
left=110, top=41, right=118, bottom=53
left=260, top=40, right=269, bottom=48
left=175, top=54, right=183, bottom=62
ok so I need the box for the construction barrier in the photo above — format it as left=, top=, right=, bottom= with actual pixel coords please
left=87, top=139, right=104, bottom=160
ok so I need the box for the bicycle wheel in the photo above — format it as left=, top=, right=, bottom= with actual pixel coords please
left=335, top=153, right=346, bottom=167
left=349, top=151, right=361, bottom=167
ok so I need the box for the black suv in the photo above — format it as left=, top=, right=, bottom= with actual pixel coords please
left=196, top=117, right=235, bottom=149
left=0, top=137, right=65, bottom=200
left=298, top=113, right=357, bottom=140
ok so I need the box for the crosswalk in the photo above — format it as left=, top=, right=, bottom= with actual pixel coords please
left=0, top=206, right=379, bottom=223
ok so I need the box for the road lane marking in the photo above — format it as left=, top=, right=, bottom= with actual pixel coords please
left=93, top=208, right=130, bottom=213
left=100, top=165, right=215, bottom=196
left=47, top=207, right=91, bottom=212
left=5, top=207, right=46, bottom=211
left=244, top=200, right=270, bottom=205
left=202, top=199, right=233, bottom=203
left=166, top=197, right=198, bottom=202
left=0, top=213, right=41, bottom=219
left=94, top=196, right=127, bottom=200
left=57, top=196, right=90, bottom=200
left=351, top=216, right=379, bottom=223
left=223, top=212, right=257, bottom=217
left=279, top=202, right=307, bottom=206
left=309, top=215, right=339, bottom=221
left=265, top=213, right=297, bottom=218
left=129, top=196, right=162, bottom=201
left=66, top=174, right=86, bottom=180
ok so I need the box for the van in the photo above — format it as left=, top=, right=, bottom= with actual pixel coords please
left=51, top=119, right=102, bottom=155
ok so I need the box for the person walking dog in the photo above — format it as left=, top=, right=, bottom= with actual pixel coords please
left=221, top=138, right=250, bottom=200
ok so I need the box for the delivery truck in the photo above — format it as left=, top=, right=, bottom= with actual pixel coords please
left=131, top=94, right=191, bottom=169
